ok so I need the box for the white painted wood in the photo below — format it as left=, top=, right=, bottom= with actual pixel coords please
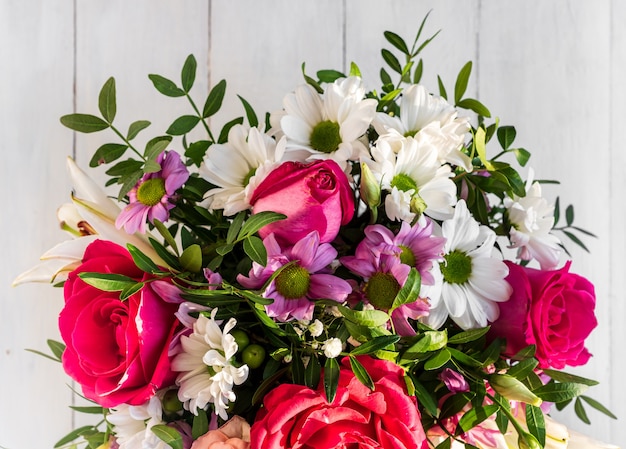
left=2, top=1, right=623, bottom=447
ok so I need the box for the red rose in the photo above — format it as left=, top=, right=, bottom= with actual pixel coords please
left=250, top=160, right=354, bottom=245
left=59, top=239, right=180, bottom=407
left=490, top=261, right=597, bottom=369
left=250, top=356, right=425, bottom=449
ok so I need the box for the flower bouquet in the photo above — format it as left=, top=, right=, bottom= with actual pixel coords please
left=15, top=17, right=619, bottom=449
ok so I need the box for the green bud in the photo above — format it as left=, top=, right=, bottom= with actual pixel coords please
left=161, top=389, right=183, bottom=413
left=489, top=374, right=543, bottom=407
left=360, top=162, right=381, bottom=209
left=517, top=431, right=543, bottom=449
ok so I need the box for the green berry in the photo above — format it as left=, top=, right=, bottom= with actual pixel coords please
left=241, top=344, right=266, bottom=369
left=161, top=389, right=183, bottom=413
left=231, top=329, right=250, bottom=352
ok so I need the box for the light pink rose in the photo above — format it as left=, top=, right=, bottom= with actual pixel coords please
left=250, top=160, right=354, bottom=245
left=250, top=356, right=425, bottom=449
left=192, top=416, right=251, bottom=449
left=59, top=240, right=180, bottom=407
left=490, top=261, right=597, bottom=369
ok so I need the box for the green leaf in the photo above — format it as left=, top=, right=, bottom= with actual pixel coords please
left=117, top=169, right=143, bottom=201
left=127, top=244, right=160, bottom=273
left=390, top=268, right=421, bottom=312
left=473, top=127, right=493, bottom=170
left=301, top=62, right=323, bottom=93
left=48, top=339, right=66, bottom=360
left=581, top=395, right=618, bottom=419
left=98, top=77, right=116, bottom=123
left=324, top=357, right=340, bottom=403
left=440, top=392, right=475, bottom=419
left=533, top=382, right=589, bottom=403
left=384, top=30, right=410, bottom=54
left=167, top=115, right=200, bottom=135
left=542, top=369, right=599, bottom=386
left=447, top=347, right=483, bottom=368
left=437, top=75, right=448, bottom=100
left=192, top=409, right=209, bottom=440
left=447, top=326, right=490, bottom=344
left=574, top=397, right=591, bottom=425
left=152, top=425, right=183, bottom=449
left=507, top=358, right=539, bottom=380
left=54, top=425, right=96, bottom=448
left=380, top=67, right=393, bottom=86
left=435, top=438, right=451, bottom=449
left=562, top=230, right=590, bottom=252
left=338, top=305, right=390, bottom=328
left=143, top=159, right=161, bottom=174
left=127, top=120, right=151, bottom=140
left=512, top=344, right=536, bottom=360
left=238, top=95, right=259, bottom=127
left=144, top=135, right=173, bottom=160
left=239, top=211, right=286, bottom=238
left=244, top=235, right=267, bottom=266
left=304, top=354, right=321, bottom=389
left=349, top=335, right=400, bottom=356
left=317, top=69, right=346, bottom=83
left=227, top=212, right=246, bottom=244
left=413, top=59, right=423, bottom=84
left=119, top=282, right=145, bottom=301
left=186, top=140, right=211, bottom=166
left=457, top=98, right=491, bottom=117
left=454, top=61, right=472, bottom=104
left=180, top=244, right=203, bottom=273
left=149, top=74, right=185, bottom=97
left=381, top=48, right=402, bottom=74
left=458, top=404, right=499, bottom=433
left=152, top=220, right=179, bottom=254
left=565, top=204, right=574, bottom=226
left=411, top=377, right=438, bottom=416
left=203, top=79, right=227, bottom=118
left=497, top=126, right=516, bottom=150
left=349, top=356, right=374, bottom=389
left=513, top=147, right=531, bottom=166
left=349, top=62, right=362, bottom=78
left=181, top=54, right=197, bottom=92
left=77, top=272, right=137, bottom=291
left=525, top=404, right=546, bottom=446
left=424, top=348, right=451, bottom=370
left=60, top=113, right=109, bottom=133
left=404, top=330, right=448, bottom=357
left=218, top=116, right=244, bottom=143
left=68, top=406, right=105, bottom=414
left=89, top=143, right=127, bottom=167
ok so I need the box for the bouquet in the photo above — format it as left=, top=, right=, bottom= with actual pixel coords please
left=15, top=18, right=619, bottom=449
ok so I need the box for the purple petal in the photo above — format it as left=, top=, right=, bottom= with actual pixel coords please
left=308, top=274, right=352, bottom=301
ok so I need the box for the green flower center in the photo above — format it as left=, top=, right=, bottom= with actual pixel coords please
left=390, top=173, right=418, bottom=193
left=440, top=250, right=472, bottom=284
left=275, top=264, right=311, bottom=299
left=136, top=178, right=166, bottom=206
left=404, top=129, right=419, bottom=138
left=399, top=245, right=416, bottom=267
left=310, top=120, right=341, bottom=154
left=242, top=167, right=257, bottom=187
left=364, top=272, right=400, bottom=310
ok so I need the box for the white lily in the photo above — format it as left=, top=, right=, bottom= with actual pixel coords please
left=13, top=157, right=166, bottom=286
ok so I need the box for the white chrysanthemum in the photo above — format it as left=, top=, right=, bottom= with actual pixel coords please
left=172, top=309, right=249, bottom=420
left=425, top=200, right=512, bottom=330
left=364, top=135, right=456, bottom=222
left=505, top=170, right=561, bottom=269
left=373, top=84, right=472, bottom=172
left=200, top=125, right=285, bottom=216
left=107, top=396, right=169, bottom=449
left=276, top=76, right=377, bottom=169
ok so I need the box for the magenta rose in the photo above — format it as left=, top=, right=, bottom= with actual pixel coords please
left=250, top=159, right=354, bottom=245
left=250, top=356, right=425, bottom=449
left=489, top=261, right=597, bottom=369
left=59, top=239, right=180, bottom=407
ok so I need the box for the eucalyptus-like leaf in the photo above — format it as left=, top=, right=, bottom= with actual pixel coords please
left=238, top=95, right=259, bottom=127
left=60, top=113, right=110, bottom=133
left=413, top=59, right=423, bottom=84
left=127, top=120, right=151, bottom=140
left=98, top=76, right=116, bottom=123
left=244, top=235, right=267, bottom=266
left=542, top=369, right=599, bottom=386
left=181, top=54, right=197, bottom=92
left=581, top=395, right=618, bottom=419
left=525, top=404, right=546, bottom=446
left=404, top=330, right=448, bottom=356
left=454, top=61, right=472, bottom=104
left=167, top=115, right=200, bottom=136
left=127, top=244, right=160, bottom=273
left=144, top=135, right=172, bottom=160
left=239, top=211, right=286, bottom=238
left=447, top=326, right=490, bottom=344
left=349, top=335, right=400, bottom=356
left=77, top=272, right=137, bottom=291
left=574, top=397, right=591, bottom=425
left=411, top=376, right=439, bottom=417
left=437, top=75, right=447, bottom=100
left=424, top=348, right=451, bottom=370
left=324, top=357, right=340, bottom=403
left=381, top=48, right=402, bottom=74
left=120, top=282, right=145, bottom=301
left=152, top=425, right=183, bottom=449
left=533, top=382, right=589, bottom=403
left=203, top=79, right=227, bottom=118
left=180, top=244, right=203, bottom=273
left=89, top=143, right=127, bottom=167
left=226, top=212, right=246, bottom=244
left=338, top=305, right=390, bottom=328
left=48, top=339, right=66, bottom=360
left=149, top=74, right=185, bottom=97
left=457, top=98, right=491, bottom=117
left=151, top=221, right=179, bottom=253
left=349, top=356, right=374, bottom=390
left=507, top=358, right=539, bottom=380
left=565, top=204, right=574, bottom=226
left=384, top=30, right=410, bottom=55
left=304, top=354, right=321, bottom=389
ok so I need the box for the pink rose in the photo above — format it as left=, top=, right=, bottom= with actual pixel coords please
left=192, top=416, right=251, bottom=449
left=59, top=239, right=180, bottom=407
left=250, top=160, right=354, bottom=245
left=490, top=261, right=597, bottom=369
left=250, top=356, right=425, bottom=449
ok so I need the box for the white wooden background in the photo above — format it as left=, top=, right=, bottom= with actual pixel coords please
left=0, top=1, right=623, bottom=447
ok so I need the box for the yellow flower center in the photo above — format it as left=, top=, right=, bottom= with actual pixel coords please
left=136, top=178, right=166, bottom=206
left=275, top=264, right=311, bottom=299
left=440, top=250, right=472, bottom=284
left=364, top=272, right=400, bottom=310
left=310, top=120, right=341, bottom=154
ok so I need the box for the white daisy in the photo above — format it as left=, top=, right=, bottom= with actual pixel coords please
left=505, top=170, right=561, bottom=269
left=373, top=84, right=472, bottom=172
left=107, top=396, right=169, bottom=449
left=172, top=309, right=249, bottom=420
left=364, top=135, right=457, bottom=222
left=276, top=76, right=377, bottom=169
left=200, top=125, right=285, bottom=216
left=425, top=200, right=512, bottom=330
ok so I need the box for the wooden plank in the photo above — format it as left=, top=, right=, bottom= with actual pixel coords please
left=0, top=1, right=76, bottom=447
left=479, top=1, right=616, bottom=442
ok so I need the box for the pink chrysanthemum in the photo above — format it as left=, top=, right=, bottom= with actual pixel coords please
left=237, top=231, right=351, bottom=322
left=116, top=151, right=189, bottom=234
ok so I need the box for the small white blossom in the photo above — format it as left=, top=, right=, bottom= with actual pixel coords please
left=172, top=309, right=249, bottom=420
left=322, top=338, right=343, bottom=358
left=308, top=319, right=324, bottom=337
left=107, top=396, right=170, bottom=449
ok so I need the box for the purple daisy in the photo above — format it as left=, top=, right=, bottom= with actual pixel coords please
left=237, top=231, right=351, bottom=322
left=116, top=151, right=189, bottom=234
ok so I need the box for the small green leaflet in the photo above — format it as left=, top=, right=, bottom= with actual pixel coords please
left=77, top=272, right=137, bottom=291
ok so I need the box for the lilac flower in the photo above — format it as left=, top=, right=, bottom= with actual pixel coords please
left=116, top=151, right=189, bottom=234
left=237, top=231, right=351, bottom=322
